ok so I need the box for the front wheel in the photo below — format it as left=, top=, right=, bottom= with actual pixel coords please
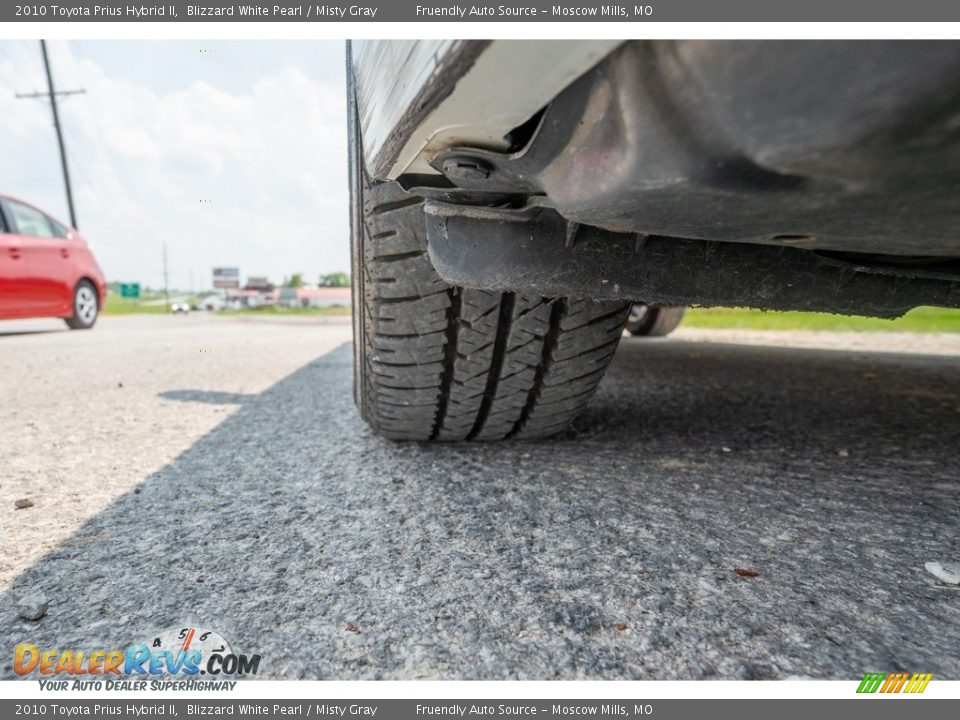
left=65, top=280, right=99, bottom=330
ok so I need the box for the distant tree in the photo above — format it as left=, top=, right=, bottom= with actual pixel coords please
left=319, top=272, right=350, bottom=288
left=283, top=273, right=305, bottom=288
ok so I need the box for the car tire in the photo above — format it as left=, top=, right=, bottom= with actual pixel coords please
left=349, top=117, right=630, bottom=441
left=625, top=304, right=685, bottom=337
left=65, top=280, right=99, bottom=330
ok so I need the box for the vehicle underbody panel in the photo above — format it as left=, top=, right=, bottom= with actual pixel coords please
left=360, top=40, right=960, bottom=316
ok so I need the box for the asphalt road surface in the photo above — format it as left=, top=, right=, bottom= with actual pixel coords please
left=2, top=314, right=959, bottom=680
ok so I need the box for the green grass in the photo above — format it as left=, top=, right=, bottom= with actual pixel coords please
left=101, top=295, right=170, bottom=315
left=102, top=295, right=351, bottom=317
left=683, top=306, right=960, bottom=333
left=102, top=291, right=959, bottom=333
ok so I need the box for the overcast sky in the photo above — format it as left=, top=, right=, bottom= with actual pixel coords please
left=0, top=40, right=348, bottom=291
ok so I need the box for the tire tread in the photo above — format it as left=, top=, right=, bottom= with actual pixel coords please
left=358, top=177, right=629, bottom=441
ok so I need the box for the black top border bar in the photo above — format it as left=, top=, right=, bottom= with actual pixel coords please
left=5, top=0, right=960, bottom=22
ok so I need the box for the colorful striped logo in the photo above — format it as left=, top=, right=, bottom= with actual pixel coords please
left=857, top=672, right=932, bottom=694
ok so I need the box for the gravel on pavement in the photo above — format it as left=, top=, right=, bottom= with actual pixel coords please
left=2, top=314, right=958, bottom=680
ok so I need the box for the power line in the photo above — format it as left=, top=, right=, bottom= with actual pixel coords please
left=0, top=42, right=35, bottom=97
left=14, top=40, right=85, bottom=229
left=50, top=43, right=168, bottom=288
left=2, top=40, right=46, bottom=89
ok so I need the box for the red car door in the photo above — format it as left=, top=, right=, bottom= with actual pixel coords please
left=0, top=203, right=37, bottom=316
left=2, top=198, right=73, bottom=314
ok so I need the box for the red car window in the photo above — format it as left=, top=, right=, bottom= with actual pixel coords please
left=47, top=216, right=69, bottom=238
left=6, top=199, right=56, bottom=238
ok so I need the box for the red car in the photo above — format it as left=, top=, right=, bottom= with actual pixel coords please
left=0, top=194, right=106, bottom=329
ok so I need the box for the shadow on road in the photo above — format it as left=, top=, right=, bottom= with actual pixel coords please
left=0, top=329, right=64, bottom=338
left=3, top=339, right=958, bottom=680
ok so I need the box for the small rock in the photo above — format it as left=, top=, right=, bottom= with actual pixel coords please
left=863, top=372, right=876, bottom=381
left=837, top=449, right=850, bottom=458
left=345, top=622, right=359, bottom=633
left=117, top=382, right=124, bottom=388
left=925, top=561, right=960, bottom=585
left=17, top=595, right=49, bottom=621
left=721, top=446, right=733, bottom=453
left=734, top=567, right=760, bottom=578
left=14, top=498, right=34, bottom=510
left=614, top=622, right=628, bottom=632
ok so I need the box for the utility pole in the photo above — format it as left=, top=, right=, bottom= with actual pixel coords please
left=15, top=40, right=84, bottom=229
left=162, top=242, right=170, bottom=311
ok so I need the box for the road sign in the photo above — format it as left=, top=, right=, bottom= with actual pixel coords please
left=213, top=267, right=240, bottom=289
left=119, top=283, right=140, bottom=298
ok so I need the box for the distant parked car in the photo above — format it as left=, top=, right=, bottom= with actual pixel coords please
left=0, top=194, right=106, bottom=329
left=170, top=302, right=190, bottom=314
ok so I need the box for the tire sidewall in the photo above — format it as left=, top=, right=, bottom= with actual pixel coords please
left=347, top=42, right=366, bottom=413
